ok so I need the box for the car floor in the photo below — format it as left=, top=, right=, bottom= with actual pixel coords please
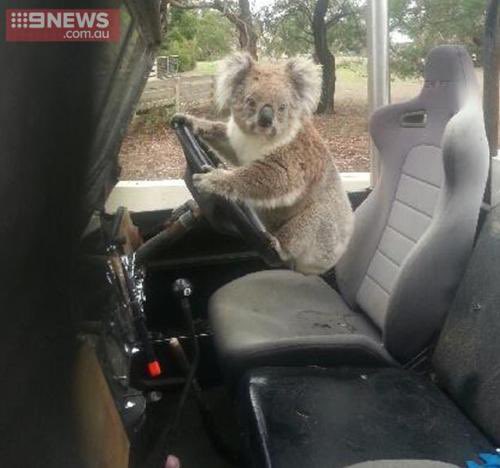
left=132, top=385, right=241, bottom=468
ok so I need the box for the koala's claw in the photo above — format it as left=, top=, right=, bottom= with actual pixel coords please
left=266, top=232, right=281, bottom=252
left=265, top=233, right=290, bottom=262
left=170, top=113, right=193, bottom=129
left=200, top=164, right=215, bottom=173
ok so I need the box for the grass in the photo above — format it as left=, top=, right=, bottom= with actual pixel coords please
left=187, top=59, right=420, bottom=89
left=188, top=60, right=219, bottom=75
left=189, top=59, right=368, bottom=80
left=336, top=65, right=367, bottom=84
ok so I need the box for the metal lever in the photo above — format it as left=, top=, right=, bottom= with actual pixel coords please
left=172, top=278, right=193, bottom=300
left=169, top=278, right=199, bottom=432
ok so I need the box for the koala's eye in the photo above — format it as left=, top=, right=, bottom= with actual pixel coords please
left=278, top=104, right=287, bottom=112
left=246, top=97, right=256, bottom=108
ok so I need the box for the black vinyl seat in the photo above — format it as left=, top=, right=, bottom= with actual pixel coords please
left=240, top=367, right=492, bottom=468
left=238, top=204, right=500, bottom=468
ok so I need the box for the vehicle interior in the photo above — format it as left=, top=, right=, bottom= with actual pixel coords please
left=1, top=1, right=499, bottom=468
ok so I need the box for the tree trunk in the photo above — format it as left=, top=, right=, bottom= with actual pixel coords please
left=160, top=0, right=169, bottom=38
left=212, top=0, right=258, bottom=59
left=236, top=0, right=258, bottom=59
left=313, top=0, right=335, bottom=114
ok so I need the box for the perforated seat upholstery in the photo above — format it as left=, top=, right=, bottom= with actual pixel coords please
left=209, top=46, right=489, bottom=378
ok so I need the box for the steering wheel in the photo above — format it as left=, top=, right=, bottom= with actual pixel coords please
left=172, top=121, right=283, bottom=267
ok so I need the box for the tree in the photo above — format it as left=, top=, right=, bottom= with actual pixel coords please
left=233, top=0, right=258, bottom=58
left=314, top=0, right=336, bottom=113
left=159, top=9, right=236, bottom=70
left=260, top=0, right=362, bottom=114
left=389, top=0, right=487, bottom=78
left=160, top=9, right=199, bottom=71
left=160, top=0, right=169, bottom=38
left=260, top=0, right=363, bottom=58
left=169, top=0, right=259, bottom=58
left=327, top=5, right=364, bottom=54
left=259, top=1, right=314, bottom=57
left=196, top=11, right=236, bottom=61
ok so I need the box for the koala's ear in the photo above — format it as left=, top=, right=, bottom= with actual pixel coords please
left=286, top=57, right=322, bottom=115
left=215, top=52, right=254, bottom=110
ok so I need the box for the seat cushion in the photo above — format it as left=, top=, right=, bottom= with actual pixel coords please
left=209, top=270, right=394, bottom=379
left=239, top=367, right=493, bottom=468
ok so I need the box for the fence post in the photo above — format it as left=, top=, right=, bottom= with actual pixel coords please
left=175, top=77, right=181, bottom=112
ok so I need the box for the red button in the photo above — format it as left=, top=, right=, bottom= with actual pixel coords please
left=147, top=360, right=161, bottom=377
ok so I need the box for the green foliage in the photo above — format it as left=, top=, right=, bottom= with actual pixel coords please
left=161, top=0, right=486, bottom=79
left=336, top=57, right=366, bottom=76
left=327, top=7, right=365, bottom=54
left=259, top=0, right=365, bottom=58
left=159, top=9, right=235, bottom=72
left=389, top=0, right=486, bottom=78
left=259, top=4, right=312, bottom=57
left=192, top=60, right=219, bottom=75
left=159, top=10, right=197, bottom=71
left=196, top=11, right=235, bottom=61
left=168, top=8, right=198, bottom=42
left=167, top=38, right=197, bottom=72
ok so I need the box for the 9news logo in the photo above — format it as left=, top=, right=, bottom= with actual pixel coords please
left=6, top=9, right=120, bottom=42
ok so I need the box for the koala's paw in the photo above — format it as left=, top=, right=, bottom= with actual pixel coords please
left=170, top=113, right=193, bottom=130
left=192, top=169, right=232, bottom=197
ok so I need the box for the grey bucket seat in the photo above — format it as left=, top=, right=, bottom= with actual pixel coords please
left=209, top=45, right=489, bottom=378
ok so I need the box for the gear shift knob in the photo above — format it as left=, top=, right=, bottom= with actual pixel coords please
left=172, top=278, right=193, bottom=298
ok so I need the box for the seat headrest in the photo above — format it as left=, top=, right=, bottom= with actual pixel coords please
left=420, top=45, right=479, bottom=110
left=424, top=45, right=477, bottom=83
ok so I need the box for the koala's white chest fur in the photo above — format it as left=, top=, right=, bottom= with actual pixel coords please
left=227, top=116, right=300, bottom=166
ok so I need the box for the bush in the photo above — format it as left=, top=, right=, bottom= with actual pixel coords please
left=337, top=56, right=367, bottom=75
left=159, top=9, right=235, bottom=71
left=164, top=39, right=197, bottom=72
left=159, top=10, right=197, bottom=72
left=390, top=44, right=426, bottom=79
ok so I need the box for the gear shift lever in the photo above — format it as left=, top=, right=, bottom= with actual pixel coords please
left=171, top=278, right=196, bottom=367
left=172, top=278, right=193, bottom=302
left=170, top=278, right=199, bottom=431
left=172, top=279, right=194, bottom=337
left=169, top=278, right=239, bottom=463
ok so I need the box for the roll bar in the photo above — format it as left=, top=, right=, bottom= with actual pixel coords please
left=482, top=0, right=499, bottom=205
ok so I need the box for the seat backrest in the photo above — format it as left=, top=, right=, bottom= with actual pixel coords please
left=336, top=45, right=489, bottom=363
left=433, top=204, right=500, bottom=445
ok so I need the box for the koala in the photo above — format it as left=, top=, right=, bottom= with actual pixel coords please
left=172, top=53, right=353, bottom=275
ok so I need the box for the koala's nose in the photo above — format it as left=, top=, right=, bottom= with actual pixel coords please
left=258, top=105, right=274, bottom=128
